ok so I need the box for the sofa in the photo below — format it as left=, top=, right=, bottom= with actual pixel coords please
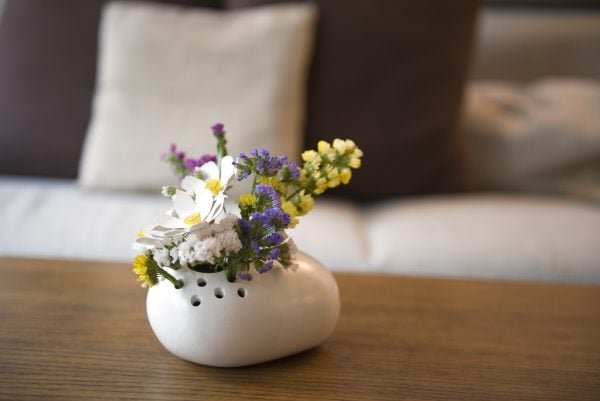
left=1, top=0, right=599, bottom=284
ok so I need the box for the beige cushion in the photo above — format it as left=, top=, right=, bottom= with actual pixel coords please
left=366, top=194, right=600, bottom=283
left=464, top=79, right=600, bottom=190
left=79, top=1, right=316, bottom=191
left=473, top=8, right=600, bottom=81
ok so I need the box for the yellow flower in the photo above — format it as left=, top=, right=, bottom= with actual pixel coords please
left=259, top=176, right=286, bottom=194
left=317, top=140, right=331, bottom=155
left=348, top=156, right=362, bottom=169
left=301, top=150, right=320, bottom=164
left=314, top=177, right=328, bottom=194
left=281, top=199, right=300, bottom=228
left=133, top=254, right=154, bottom=288
left=237, top=193, right=256, bottom=208
left=299, top=193, right=314, bottom=214
left=332, top=138, right=347, bottom=154
left=326, top=168, right=341, bottom=188
left=339, top=168, right=352, bottom=184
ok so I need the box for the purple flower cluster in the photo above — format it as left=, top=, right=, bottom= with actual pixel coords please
left=183, top=154, right=217, bottom=170
left=236, top=205, right=290, bottom=276
left=162, top=143, right=186, bottom=161
left=163, top=143, right=216, bottom=178
left=249, top=208, right=290, bottom=229
left=236, top=149, right=291, bottom=180
left=211, top=123, right=225, bottom=138
left=284, top=162, right=301, bottom=181
left=254, top=184, right=280, bottom=208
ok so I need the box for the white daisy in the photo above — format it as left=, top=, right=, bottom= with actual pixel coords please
left=181, top=155, right=236, bottom=198
left=156, top=188, right=219, bottom=231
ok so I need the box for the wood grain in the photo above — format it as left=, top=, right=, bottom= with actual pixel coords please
left=0, top=258, right=599, bottom=400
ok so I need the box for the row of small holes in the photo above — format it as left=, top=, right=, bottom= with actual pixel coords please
left=190, top=287, right=247, bottom=306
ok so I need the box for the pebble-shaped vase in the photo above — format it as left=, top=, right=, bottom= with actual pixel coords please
left=146, top=252, right=340, bottom=367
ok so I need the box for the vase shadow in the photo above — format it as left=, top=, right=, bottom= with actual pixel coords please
left=186, top=345, right=325, bottom=372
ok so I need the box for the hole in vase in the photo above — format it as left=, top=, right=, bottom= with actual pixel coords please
left=214, top=288, right=224, bottom=299
left=190, top=295, right=201, bottom=307
left=197, top=278, right=207, bottom=287
left=237, top=288, right=247, bottom=298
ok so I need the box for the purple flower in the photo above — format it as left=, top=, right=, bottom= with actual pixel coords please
left=258, top=261, right=273, bottom=274
left=169, top=143, right=177, bottom=153
left=238, top=218, right=251, bottom=234
left=183, top=158, right=198, bottom=170
left=255, top=184, right=280, bottom=208
left=267, top=247, right=281, bottom=260
left=287, top=162, right=301, bottom=180
left=196, top=154, right=217, bottom=166
left=250, top=240, right=261, bottom=255
left=176, top=151, right=185, bottom=160
left=237, top=271, right=253, bottom=281
left=250, top=211, right=274, bottom=229
left=211, top=123, right=225, bottom=138
left=265, top=232, right=283, bottom=246
left=183, top=154, right=216, bottom=171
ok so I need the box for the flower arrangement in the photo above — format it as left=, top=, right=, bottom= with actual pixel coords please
left=133, top=123, right=363, bottom=287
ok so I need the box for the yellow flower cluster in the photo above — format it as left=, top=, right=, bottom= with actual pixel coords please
left=281, top=191, right=314, bottom=227
left=301, top=139, right=363, bottom=195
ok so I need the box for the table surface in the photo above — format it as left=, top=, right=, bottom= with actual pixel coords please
left=0, top=258, right=599, bottom=401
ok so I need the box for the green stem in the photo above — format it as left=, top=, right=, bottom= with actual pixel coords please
left=216, top=137, right=228, bottom=167
left=157, top=266, right=183, bottom=289
left=287, top=186, right=303, bottom=200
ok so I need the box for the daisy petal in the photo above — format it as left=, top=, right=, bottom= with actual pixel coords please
left=173, top=193, right=197, bottom=219
left=195, top=189, right=215, bottom=222
left=206, top=194, right=225, bottom=221
left=181, top=175, right=205, bottom=194
left=198, top=161, right=219, bottom=180
left=157, top=213, right=186, bottom=229
left=219, top=155, right=236, bottom=183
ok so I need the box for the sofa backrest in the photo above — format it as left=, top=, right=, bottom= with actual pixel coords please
left=0, top=0, right=479, bottom=202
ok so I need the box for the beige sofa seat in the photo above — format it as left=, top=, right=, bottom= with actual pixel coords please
left=2, top=176, right=599, bottom=284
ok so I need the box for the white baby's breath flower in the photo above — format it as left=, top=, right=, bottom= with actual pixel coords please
left=174, top=218, right=242, bottom=268
left=152, top=248, right=171, bottom=267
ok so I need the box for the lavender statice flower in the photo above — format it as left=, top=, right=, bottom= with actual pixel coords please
left=258, top=261, right=274, bottom=274
left=254, top=184, right=280, bottom=208
left=183, top=154, right=217, bottom=170
left=238, top=218, right=251, bottom=235
left=211, top=123, right=225, bottom=138
left=250, top=240, right=261, bottom=255
left=237, top=271, right=253, bottom=281
left=286, top=162, right=301, bottom=180
left=267, top=247, right=281, bottom=260
left=235, top=149, right=289, bottom=180
left=249, top=207, right=290, bottom=230
left=265, top=232, right=283, bottom=246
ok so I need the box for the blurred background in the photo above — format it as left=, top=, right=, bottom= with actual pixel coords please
left=0, top=0, right=599, bottom=283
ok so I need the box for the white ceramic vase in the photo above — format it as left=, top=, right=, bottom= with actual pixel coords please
left=146, top=252, right=340, bottom=367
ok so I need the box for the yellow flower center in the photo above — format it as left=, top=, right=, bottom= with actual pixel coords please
left=238, top=193, right=256, bottom=208
left=184, top=212, right=202, bottom=225
left=205, top=179, right=223, bottom=196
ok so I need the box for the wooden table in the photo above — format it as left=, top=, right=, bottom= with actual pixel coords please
left=0, top=258, right=599, bottom=400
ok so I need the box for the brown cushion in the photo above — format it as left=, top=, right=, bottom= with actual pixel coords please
left=227, top=0, right=479, bottom=201
left=0, top=0, right=221, bottom=178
